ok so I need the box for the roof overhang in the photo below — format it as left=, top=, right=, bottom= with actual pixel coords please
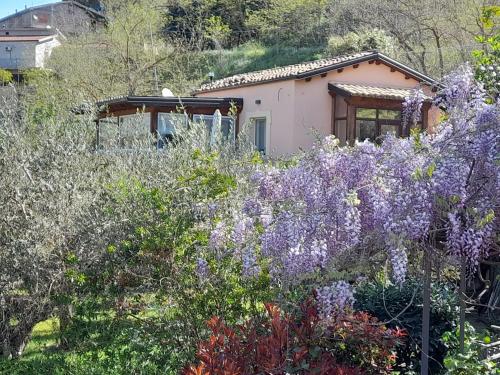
left=98, top=96, right=243, bottom=108
left=300, top=52, right=438, bottom=87
left=328, top=83, right=434, bottom=102
left=195, top=52, right=439, bottom=94
left=94, top=96, right=244, bottom=117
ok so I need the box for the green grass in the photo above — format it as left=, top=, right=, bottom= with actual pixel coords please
left=206, top=41, right=325, bottom=80
left=0, top=307, right=191, bottom=375
left=0, top=318, right=65, bottom=375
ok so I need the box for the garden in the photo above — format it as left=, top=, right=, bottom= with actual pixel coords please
left=1, top=30, right=499, bottom=375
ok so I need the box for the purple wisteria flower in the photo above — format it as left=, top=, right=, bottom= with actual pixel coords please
left=402, top=87, right=425, bottom=131
left=242, top=246, right=260, bottom=278
left=316, top=281, right=355, bottom=319
left=208, top=64, right=498, bottom=287
left=196, top=257, right=209, bottom=283
left=232, top=215, right=253, bottom=246
left=209, top=221, right=226, bottom=250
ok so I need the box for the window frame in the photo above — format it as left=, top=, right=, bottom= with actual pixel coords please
left=252, top=117, right=267, bottom=154
left=192, top=113, right=236, bottom=142
left=157, top=112, right=189, bottom=149
left=355, top=108, right=403, bottom=142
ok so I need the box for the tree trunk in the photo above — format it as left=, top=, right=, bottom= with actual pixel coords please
left=58, top=304, right=74, bottom=350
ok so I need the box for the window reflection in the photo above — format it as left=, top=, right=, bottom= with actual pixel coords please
left=157, top=113, right=188, bottom=148
left=192, top=114, right=235, bottom=141
left=355, top=108, right=403, bottom=142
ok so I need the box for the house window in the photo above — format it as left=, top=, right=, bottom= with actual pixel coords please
left=157, top=112, right=188, bottom=148
left=253, top=118, right=266, bottom=154
left=355, top=108, right=402, bottom=142
left=119, top=113, right=151, bottom=148
left=97, top=113, right=150, bottom=150
left=192, top=114, right=235, bottom=141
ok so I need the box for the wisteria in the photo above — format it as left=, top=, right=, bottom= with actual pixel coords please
left=209, top=65, right=499, bottom=287
left=316, top=281, right=355, bottom=318
left=402, top=87, right=425, bottom=131
left=196, top=257, right=210, bottom=282
left=209, top=221, right=227, bottom=250
left=242, top=246, right=260, bottom=278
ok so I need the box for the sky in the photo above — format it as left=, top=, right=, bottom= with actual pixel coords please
left=0, top=0, right=54, bottom=19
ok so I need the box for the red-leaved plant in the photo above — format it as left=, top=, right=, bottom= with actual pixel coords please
left=183, top=300, right=406, bottom=374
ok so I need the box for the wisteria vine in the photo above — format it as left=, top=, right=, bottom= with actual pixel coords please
left=202, top=65, right=499, bottom=301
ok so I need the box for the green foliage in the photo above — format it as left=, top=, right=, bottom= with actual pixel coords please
left=60, top=149, right=275, bottom=373
left=442, top=323, right=499, bottom=375
left=246, top=0, right=328, bottom=47
left=472, top=5, right=500, bottom=97
left=326, top=28, right=396, bottom=57
left=0, top=68, right=13, bottom=84
left=203, top=42, right=323, bottom=81
left=354, top=279, right=459, bottom=373
left=204, top=16, right=231, bottom=48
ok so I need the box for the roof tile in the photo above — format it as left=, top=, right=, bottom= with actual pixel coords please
left=331, top=83, right=433, bottom=101
left=196, top=51, right=376, bottom=92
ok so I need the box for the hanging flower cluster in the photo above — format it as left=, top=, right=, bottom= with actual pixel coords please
left=210, top=65, right=499, bottom=286
left=316, top=281, right=355, bottom=318
left=402, top=87, right=426, bottom=130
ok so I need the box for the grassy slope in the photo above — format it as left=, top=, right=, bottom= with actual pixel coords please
left=209, top=42, right=325, bottom=79
left=165, top=42, right=325, bottom=95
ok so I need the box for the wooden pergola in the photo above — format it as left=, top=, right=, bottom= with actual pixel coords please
left=97, top=96, right=244, bottom=135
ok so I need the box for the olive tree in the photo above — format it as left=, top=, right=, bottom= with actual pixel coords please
left=0, top=93, right=125, bottom=358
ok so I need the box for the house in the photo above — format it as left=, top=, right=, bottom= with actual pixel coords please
left=0, top=31, right=60, bottom=73
left=0, top=1, right=105, bottom=76
left=194, top=51, right=440, bottom=156
left=0, top=1, right=105, bottom=36
left=95, top=96, right=243, bottom=150
left=95, top=51, right=439, bottom=155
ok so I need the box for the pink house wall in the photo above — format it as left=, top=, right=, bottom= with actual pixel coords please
left=196, top=80, right=297, bottom=155
left=196, top=61, right=440, bottom=156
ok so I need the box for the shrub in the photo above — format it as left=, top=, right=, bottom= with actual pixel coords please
left=442, top=323, right=499, bottom=375
left=354, top=279, right=458, bottom=373
left=326, top=28, right=396, bottom=57
left=0, top=68, right=13, bottom=84
left=184, top=299, right=406, bottom=374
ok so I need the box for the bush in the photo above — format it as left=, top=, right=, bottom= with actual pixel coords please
left=185, top=299, right=406, bottom=374
left=59, top=144, right=274, bottom=373
left=0, top=68, right=13, bottom=84
left=354, top=279, right=459, bottom=374
left=442, top=323, right=499, bottom=375
left=326, top=28, right=396, bottom=57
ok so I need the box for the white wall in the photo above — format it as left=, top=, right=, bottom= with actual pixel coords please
left=0, top=37, right=60, bottom=70
left=0, top=41, right=36, bottom=69
left=35, top=38, right=60, bottom=68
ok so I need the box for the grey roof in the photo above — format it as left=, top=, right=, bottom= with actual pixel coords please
left=329, top=83, right=433, bottom=101
left=195, top=51, right=438, bottom=93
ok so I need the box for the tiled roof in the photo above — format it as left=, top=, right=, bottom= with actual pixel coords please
left=329, top=83, right=433, bottom=101
left=195, top=51, right=438, bottom=93
left=196, top=51, right=376, bottom=92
